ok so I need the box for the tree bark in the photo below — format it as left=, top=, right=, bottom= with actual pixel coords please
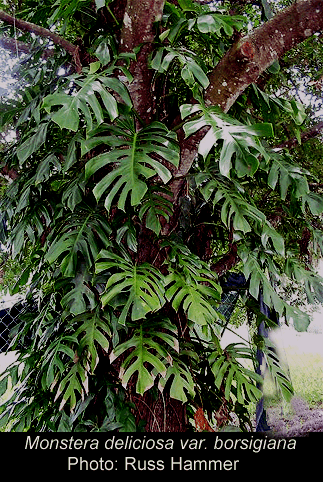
left=118, top=0, right=190, bottom=432
left=2, top=0, right=323, bottom=432
left=206, top=0, right=323, bottom=112
left=119, top=0, right=165, bottom=123
left=276, top=120, right=323, bottom=149
left=172, top=0, right=323, bottom=192
left=0, top=35, right=55, bottom=58
left=0, top=10, right=81, bottom=71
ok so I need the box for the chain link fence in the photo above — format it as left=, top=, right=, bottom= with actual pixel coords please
left=0, top=299, right=29, bottom=353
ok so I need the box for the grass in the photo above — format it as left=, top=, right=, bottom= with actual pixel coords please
left=262, top=329, right=323, bottom=435
left=264, top=329, right=323, bottom=407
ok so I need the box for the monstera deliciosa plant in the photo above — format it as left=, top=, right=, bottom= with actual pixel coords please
left=0, top=0, right=323, bottom=432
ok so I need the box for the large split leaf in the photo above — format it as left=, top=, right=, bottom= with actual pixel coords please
left=196, top=13, right=245, bottom=36
left=45, top=208, right=111, bottom=277
left=41, top=334, right=77, bottom=390
left=158, top=359, right=195, bottom=403
left=151, top=46, right=209, bottom=89
left=10, top=199, right=53, bottom=257
left=85, top=119, right=179, bottom=212
left=110, top=319, right=178, bottom=395
left=165, top=271, right=221, bottom=326
left=74, top=310, right=111, bottom=373
left=165, top=243, right=222, bottom=326
left=180, top=103, right=273, bottom=178
left=60, top=272, right=97, bottom=316
left=43, top=309, right=111, bottom=412
left=139, top=185, right=174, bottom=235
left=197, top=172, right=285, bottom=255
left=42, top=69, right=129, bottom=131
left=267, top=152, right=311, bottom=200
left=285, top=256, right=323, bottom=305
left=209, top=343, right=263, bottom=404
left=54, top=359, right=89, bottom=412
left=96, top=249, right=166, bottom=324
left=239, top=247, right=285, bottom=315
left=197, top=172, right=265, bottom=234
left=251, top=84, right=307, bottom=126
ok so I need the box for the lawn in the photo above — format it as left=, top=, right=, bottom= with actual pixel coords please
left=264, top=327, right=323, bottom=436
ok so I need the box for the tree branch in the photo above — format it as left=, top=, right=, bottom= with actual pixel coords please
left=211, top=243, right=239, bottom=277
left=276, top=120, right=323, bottom=149
left=205, top=0, right=323, bottom=112
left=0, top=35, right=55, bottom=58
left=1, top=165, right=18, bottom=181
left=171, top=0, right=323, bottom=189
left=0, top=10, right=81, bottom=71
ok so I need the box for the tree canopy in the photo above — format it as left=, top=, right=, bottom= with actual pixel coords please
left=0, top=0, right=323, bottom=433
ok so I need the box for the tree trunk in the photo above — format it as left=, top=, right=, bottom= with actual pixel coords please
left=132, top=389, right=188, bottom=432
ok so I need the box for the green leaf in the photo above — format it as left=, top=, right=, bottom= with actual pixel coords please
left=16, top=122, right=49, bottom=164
left=263, top=338, right=294, bottom=401
left=178, top=0, right=200, bottom=12
left=116, top=220, right=138, bottom=252
left=54, top=360, right=89, bottom=412
left=61, top=272, right=97, bottom=316
left=165, top=244, right=222, bottom=326
left=303, top=192, right=323, bottom=215
left=95, top=0, right=106, bottom=11
left=61, top=174, right=86, bottom=212
left=261, top=223, right=285, bottom=257
left=95, top=38, right=111, bottom=66
left=267, top=60, right=280, bottom=74
left=210, top=344, right=263, bottom=404
left=85, top=119, right=179, bottom=212
left=0, top=373, right=9, bottom=398
left=43, top=71, right=120, bottom=131
left=181, top=103, right=273, bottom=178
left=285, top=305, right=311, bottom=332
left=240, top=248, right=284, bottom=314
left=46, top=209, right=111, bottom=277
left=110, top=319, right=177, bottom=395
left=285, top=257, right=323, bottom=305
left=197, top=174, right=267, bottom=236
left=197, top=14, right=245, bottom=36
left=89, top=61, right=101, bottom=74
left=96, top=250, right=166, bottom=324
left=35, top=154, right=61, bottom=185
left=41, top=334, right=78, bottom=390
left=268, top=153, right=310, bottom=200
left=158, top=360, right=195, bottom=403
left=139, top=186, right=173, bottom=235
left=151, top=46, right=209, bottom=89
left=74, top=310, right=111, bottom=373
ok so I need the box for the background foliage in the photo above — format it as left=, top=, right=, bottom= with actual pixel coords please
left=0, top=0, right=323, bottom=432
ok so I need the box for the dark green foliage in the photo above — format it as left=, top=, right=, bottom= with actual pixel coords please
left=0, top=0, right=322, bottom=432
